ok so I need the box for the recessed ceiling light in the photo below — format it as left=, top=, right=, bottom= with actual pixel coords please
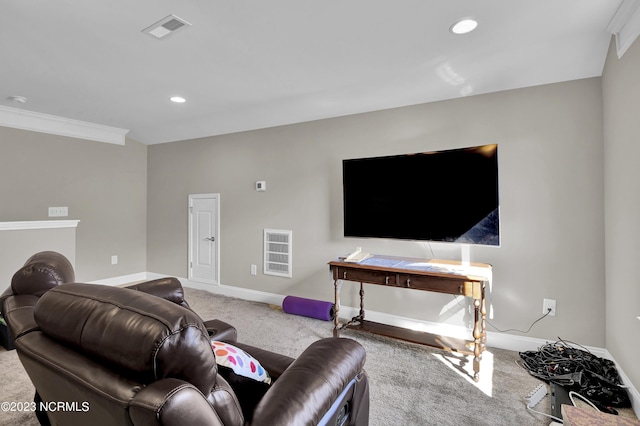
left=170, top=96, right=186, bottom=103
left=450, top=18, right=478, bottom=35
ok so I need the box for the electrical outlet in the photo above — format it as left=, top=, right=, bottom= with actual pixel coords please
left=48, top=206, right=68, bottom=217
left=250, top=264, right=257, bottom=275
left=543, top=299, right=556, bottom=316
left=111, top=255, right=118, bottom=265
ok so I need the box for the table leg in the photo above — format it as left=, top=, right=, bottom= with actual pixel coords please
left=472, top=297, right=481, bottom=382
left=481, top=284, right=487, bottom=354
left=333, top=278, right=340, bottom=337
left=359, top=282, right=365, bottom=320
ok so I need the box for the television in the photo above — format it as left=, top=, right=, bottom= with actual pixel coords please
left=342, top=144, right=499, bottom=246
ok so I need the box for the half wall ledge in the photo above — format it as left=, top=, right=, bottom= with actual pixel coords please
left=0, top=220, right=80, bottom=231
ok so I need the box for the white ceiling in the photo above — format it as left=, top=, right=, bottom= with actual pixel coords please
left=0, top=0, right=630, bottom=145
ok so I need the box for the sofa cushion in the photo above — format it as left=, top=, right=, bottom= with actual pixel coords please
left=34, top=283, right=217, bottom=396
left=217, top=365, right=271, bottom=422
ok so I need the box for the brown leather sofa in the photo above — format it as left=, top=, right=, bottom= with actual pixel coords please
left=1, top=252, right=238, bottom=347
left=1, top=252, right=370, bottom=426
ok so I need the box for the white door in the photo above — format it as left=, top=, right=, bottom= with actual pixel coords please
left=188, top=194, right=220, bottom=284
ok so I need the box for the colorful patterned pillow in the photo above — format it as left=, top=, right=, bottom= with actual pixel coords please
left=212, top=341, right=271, bottom=384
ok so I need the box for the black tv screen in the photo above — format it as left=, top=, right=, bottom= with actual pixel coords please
left=342, top=144, right=499, bottom=246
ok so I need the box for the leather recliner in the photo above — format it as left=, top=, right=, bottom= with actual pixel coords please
left=2, top=252, right=370, bottom=426
left=1, top=251, right=238, bottom=345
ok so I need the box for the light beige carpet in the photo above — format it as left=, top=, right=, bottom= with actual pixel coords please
left=0, top=286, right=589, bottom=425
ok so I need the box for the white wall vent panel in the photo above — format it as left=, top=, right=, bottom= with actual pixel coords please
left=264, top=229, right=292, bottom=278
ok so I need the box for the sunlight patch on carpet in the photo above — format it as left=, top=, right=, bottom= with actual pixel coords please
left=432, top=350, right=494, bottom=397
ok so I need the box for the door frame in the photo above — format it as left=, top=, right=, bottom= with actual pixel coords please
left=188, top=193, right=220, bottom=285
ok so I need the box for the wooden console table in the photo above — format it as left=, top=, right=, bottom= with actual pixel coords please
left=329, top=254, right=492, bottom=381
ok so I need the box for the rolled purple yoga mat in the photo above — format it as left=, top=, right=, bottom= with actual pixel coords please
left=282, top=296, right=335, bottom=321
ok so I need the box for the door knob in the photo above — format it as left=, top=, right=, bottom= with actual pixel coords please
left=205, top=237, right=215, bottom=241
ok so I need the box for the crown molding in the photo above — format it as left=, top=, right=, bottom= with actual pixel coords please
left=0, top=105, right=129, bottom=145
left=607, top=0, right=640, bottom=58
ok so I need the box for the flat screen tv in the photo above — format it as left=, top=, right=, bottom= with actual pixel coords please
left=342, top=144, right=499, bottom=246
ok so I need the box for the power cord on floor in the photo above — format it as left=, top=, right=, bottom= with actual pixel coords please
left=526, top=403, right=563, bottom=424
left=523, top=385, right=605, bottom=425
left=569, top=391, right=599, bottom=410
left=487, top=308, right=552, bottom=333
left=449, top=295, right=552, bottom=334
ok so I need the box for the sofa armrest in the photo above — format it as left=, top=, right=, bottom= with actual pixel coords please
left=251, top=338, right=367, bottom=426
left=0, top=286, right=14, bottom=318
left=125, top=278, right=189, bottom=308
left=3, top=294, right=40, bottom=340
left=130, top=378, right=225, bottom=426
left=204, top=319, right=238, bottom=342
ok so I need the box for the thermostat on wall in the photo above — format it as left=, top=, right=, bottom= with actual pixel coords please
left=256, top=181, right=266, bottom=191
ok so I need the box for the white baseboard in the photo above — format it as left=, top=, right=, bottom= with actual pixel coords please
left=147, top=273, right=285, bottom=306
left=97, top=271, right=640, bottom=417
left=607, top=351, right=640, bottom=417
left=88, top=272, right=148, bottom=286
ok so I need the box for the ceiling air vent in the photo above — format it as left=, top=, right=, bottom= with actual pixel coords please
left=142, top=14, right=191, bottom=40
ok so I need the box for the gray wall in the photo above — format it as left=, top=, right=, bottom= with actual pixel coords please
left=602, top=37, right=640, bottom=390
left=0, top=127, right=147, bottom=281
left=148, top=77, right=606, bottom=347
left=2, top=36, right=636, bottom=390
